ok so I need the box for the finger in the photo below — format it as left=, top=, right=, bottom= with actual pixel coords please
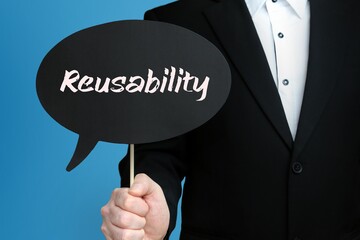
left=129, top=173, right=160, bottom=198
left=109, top=206, right=146, bottom=230
left=101, top=205, right=113, bottom=239
left=113, top=188, right=149, bottom=217
left=100, top=222, right=113, bottom=240
left=106, top=224, right=145, bottom=240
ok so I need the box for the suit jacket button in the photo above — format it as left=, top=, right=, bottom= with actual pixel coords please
left=292, top=162, right=303, bottom=174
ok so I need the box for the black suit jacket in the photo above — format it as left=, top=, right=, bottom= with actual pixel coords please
left=120, top=0, right=360, bottom=239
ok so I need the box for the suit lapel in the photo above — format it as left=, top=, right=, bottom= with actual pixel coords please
left=204, top=0, right=293, bottom=149
left=293, top=0, right=348, bottom=159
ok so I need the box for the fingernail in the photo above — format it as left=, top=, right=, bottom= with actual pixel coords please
left=131, top=183, right=142, bottom=193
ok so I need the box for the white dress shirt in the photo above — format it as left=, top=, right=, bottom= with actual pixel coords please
left=244, top=0, right=310, bottom=139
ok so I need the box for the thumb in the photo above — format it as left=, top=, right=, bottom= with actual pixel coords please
left=129, top=173, right=159, bottom=198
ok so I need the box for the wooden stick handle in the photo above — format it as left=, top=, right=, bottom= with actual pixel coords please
left=130, top=144, right=135, bottom=186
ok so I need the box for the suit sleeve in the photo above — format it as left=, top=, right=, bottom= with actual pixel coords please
left=144, top=8, right=160, bottom=21
left=119, top=136, right=188, bottom=239
left=118, top=10, right=188, bottom=239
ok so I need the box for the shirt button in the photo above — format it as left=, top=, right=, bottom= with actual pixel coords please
left=292, top=162, right=303, bottom=174
left=282, top=79, right=289, bottom=86
left=278, top=32, right=284, bottom=38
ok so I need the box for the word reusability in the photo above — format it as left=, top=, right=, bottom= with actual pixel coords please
left=60, top=67, right=210, bottom=101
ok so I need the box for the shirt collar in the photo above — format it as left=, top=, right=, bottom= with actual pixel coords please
left=245, top=0, right=267, bottom=17
left=245, top=0, right=308, bottom=19
left=287, top=0, right=308, bottom=19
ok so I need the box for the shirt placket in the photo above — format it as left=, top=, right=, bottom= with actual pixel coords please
left=266, top=0, right=297, bottom=138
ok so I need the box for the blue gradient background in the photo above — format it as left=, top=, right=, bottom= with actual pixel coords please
left=0, top=1, right=182, bottom=239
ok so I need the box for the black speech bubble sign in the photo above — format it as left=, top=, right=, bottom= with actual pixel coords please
left=36, top=20, right=231, bottom=171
